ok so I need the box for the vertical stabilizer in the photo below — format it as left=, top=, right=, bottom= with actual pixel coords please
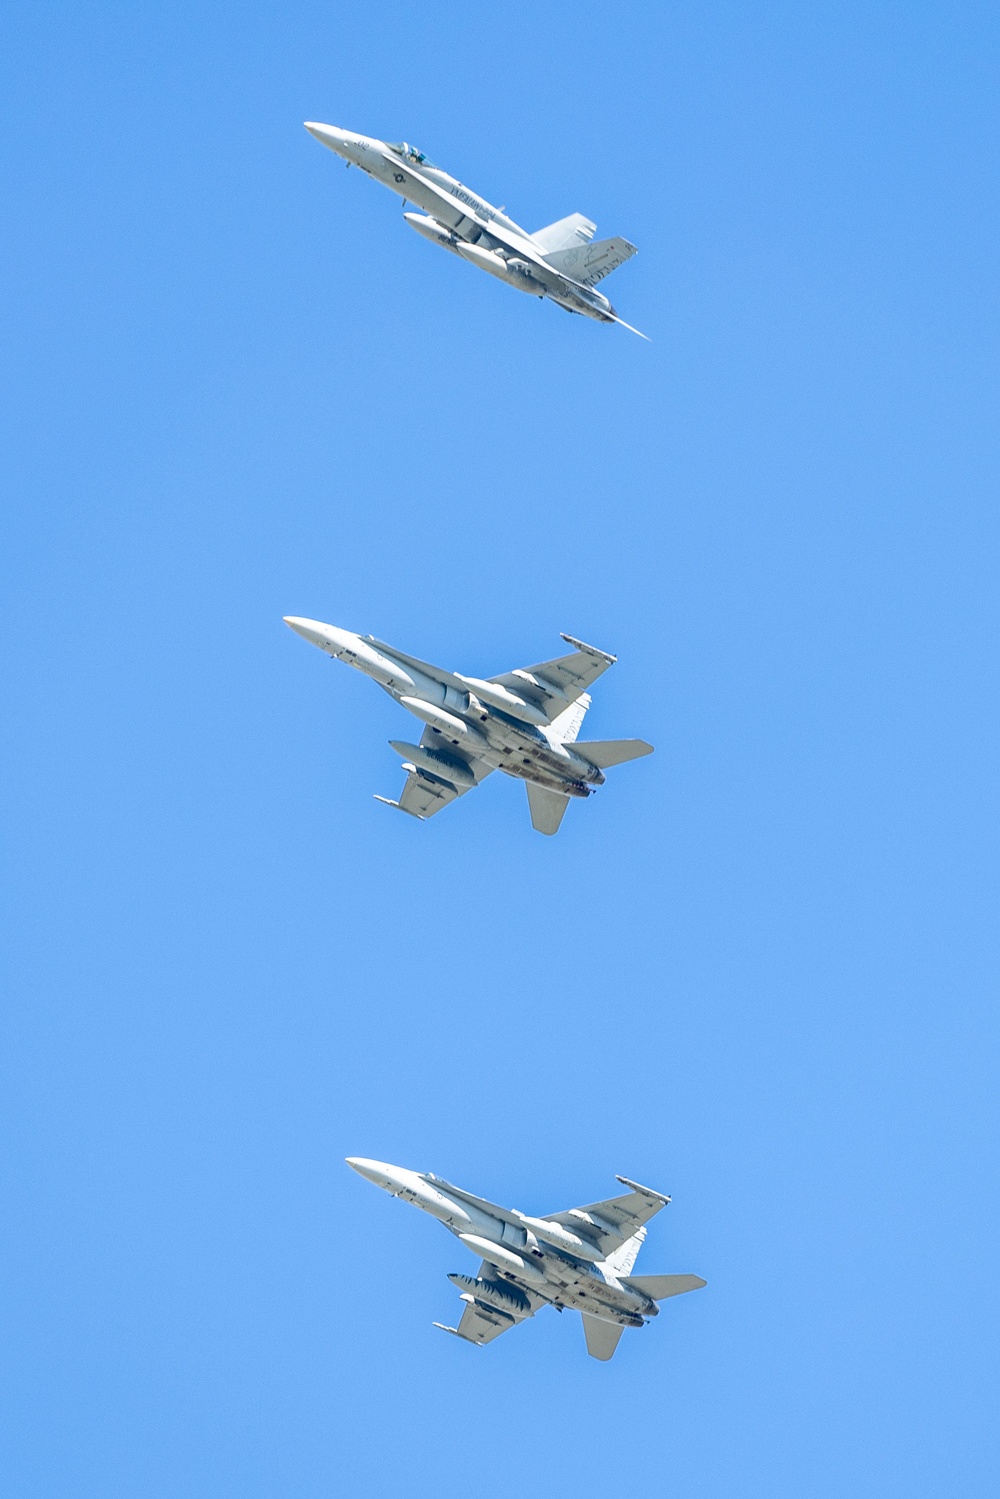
left=548, top=691, right=590, bottom=745
left=531, top=213, right=596, bottom=253
left=543, top=236, right=637, bottom=287
left=603, top=1226, right=646, bottom=1279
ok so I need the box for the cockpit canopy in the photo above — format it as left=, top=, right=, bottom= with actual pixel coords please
left=387, top=141, right=436, bottom=169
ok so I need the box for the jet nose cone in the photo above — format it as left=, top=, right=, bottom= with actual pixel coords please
left=346, top=1157, right=395, bottom=1188
left=283, top=617, right=356, bottom=657
left=283, top=614, right=314, bottom=639
left=304, top=121, right=348, bottom=151
left=283, top=615, right=324, bottom=647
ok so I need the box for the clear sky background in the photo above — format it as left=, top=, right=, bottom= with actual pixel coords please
left=2, top=2, right=999, bottom=1495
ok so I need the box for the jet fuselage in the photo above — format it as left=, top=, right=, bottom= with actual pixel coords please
left=347, top=1158, right=655, bottom=1328
left=305, top=123, right=631, bottom=326
left=285, top=618, right=604, bottom=798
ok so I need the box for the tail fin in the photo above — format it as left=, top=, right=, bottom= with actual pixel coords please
left=573, top=738, right=653, bottom=769
left=547, top=691, right=590, bottom=744
left=543, top=236, right=637, bottom=287
left=532, top=212, right=596, bottom=253
left=603, top=1226, right=646, bottom=1278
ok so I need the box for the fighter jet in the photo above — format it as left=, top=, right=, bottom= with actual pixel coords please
left=305, top=122, right=646, bottom=336
left=283, top=618, right=653, bottom=834
left=347, top=1158, right=705, bottom=1360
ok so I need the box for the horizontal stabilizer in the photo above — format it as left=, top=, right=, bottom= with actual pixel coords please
left=623, top=1273, right=707, bottom=1301
left=573, top=739, right=654, bottom=769
left=544, top=235, right=637, bottom=287
left=582, top=1314, right=625, bottom=1362
left=526, top=782, right=570, bottom=836
left=532, top=212, right=596, bottom=253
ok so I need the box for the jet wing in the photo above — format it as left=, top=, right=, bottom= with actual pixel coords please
left=545, top=1176, right=671, bottom=1253
left=434, top=1261, right=542, bottom=1346
left=365, top=631, right=614, bottom=720
left=378, top=727, right=493, bottom=821
left=426, top=1173, right=668, bottom=1251
left=489, top=633, right=616, bottom=709
left=384, top=767, right=463, bottom=821
left=436, top=1298, right=518, bottom=1347
left=364, top=632, right=614, bottom=727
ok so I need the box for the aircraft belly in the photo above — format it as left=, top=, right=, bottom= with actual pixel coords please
left=557, top=1286, right=631, bottom=1322
left=501, top=759, right=591, bottom=796
left=537, top=1255, right=645, bottom=1320
left=483, top=723, right=589, bottom=795
left=492, top=726, right=591, bottom=793
left=489, top=1265, right=641, bottom=1328
left=570, top=1285, right=642, bottom=1324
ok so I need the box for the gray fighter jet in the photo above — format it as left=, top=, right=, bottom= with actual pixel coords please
left=347, top=1158, right=705, bottom=1360
left=305, top=122, right=646, bottom=336
left=283, top=618, right=653, bottom=834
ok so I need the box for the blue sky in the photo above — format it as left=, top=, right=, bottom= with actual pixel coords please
left=2, top=2, right=999, bottom=1494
